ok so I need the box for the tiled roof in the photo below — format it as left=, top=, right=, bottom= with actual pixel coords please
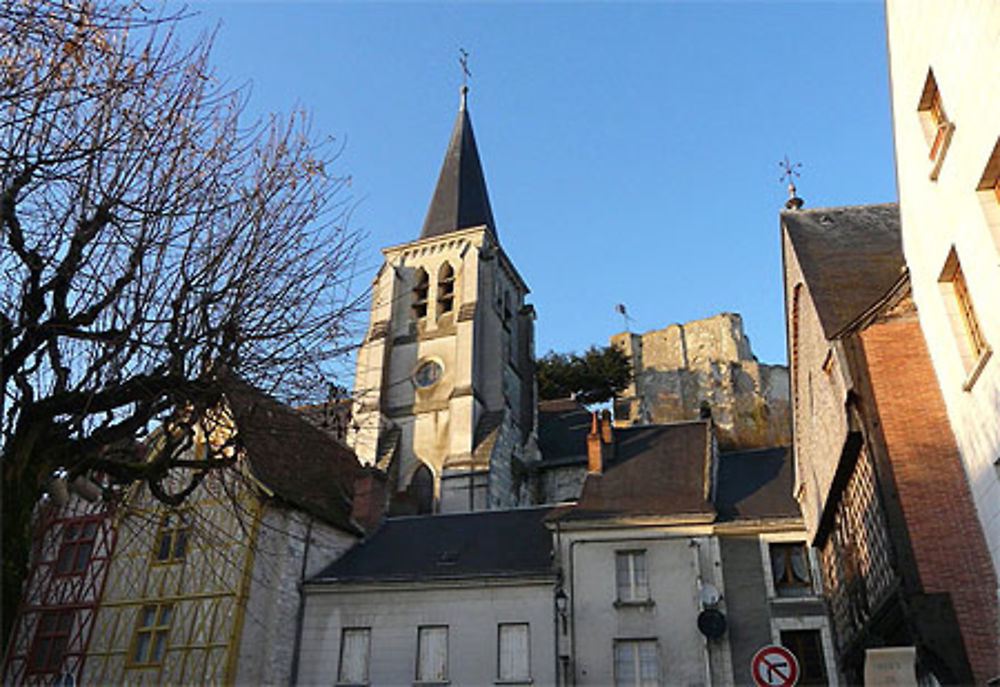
left=537, top=398, right=590, bottom=464
left=782, top=203, right=903, bottom=338
left=713, top=446, right=799, bottom=521
left=554, top=421, right=716, bottom=521
left=220, top=375, right=362, bottom=534
left=311, top=507, right=555, bottom=582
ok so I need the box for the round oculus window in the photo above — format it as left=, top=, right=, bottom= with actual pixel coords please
left=413, top=360, right=443, bottom=388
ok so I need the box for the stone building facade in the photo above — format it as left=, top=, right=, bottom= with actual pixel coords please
left=610, top=313, right=790, bottom=450
left=349, top=87, right=538, bottom=514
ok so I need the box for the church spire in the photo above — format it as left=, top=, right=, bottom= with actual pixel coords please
left=419, top=83, right=497, bottom=240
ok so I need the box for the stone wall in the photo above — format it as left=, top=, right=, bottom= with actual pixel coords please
left=611, top=313, right=791, bottom=450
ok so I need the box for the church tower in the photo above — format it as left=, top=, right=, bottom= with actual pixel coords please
left=350, top=86, right=538, bottom=514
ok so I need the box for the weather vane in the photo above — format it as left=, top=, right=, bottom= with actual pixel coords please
left=458, top=48, right=471, bottom=88
left=779, top=155, right=804, bottom=210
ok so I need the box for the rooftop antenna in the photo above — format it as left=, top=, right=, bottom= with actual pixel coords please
left=458, top=48, right=471, bottom=107
left=615, top=303, right=634, bottom=333
left=779, top=155, right=804, bottom=210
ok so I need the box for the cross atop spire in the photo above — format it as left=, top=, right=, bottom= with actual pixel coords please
left=419, top=60, right=496, bottom=240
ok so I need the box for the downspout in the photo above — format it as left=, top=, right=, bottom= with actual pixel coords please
left=289, top=514, right=314, bottom=685
left=691, top=538, right=713, bottom=687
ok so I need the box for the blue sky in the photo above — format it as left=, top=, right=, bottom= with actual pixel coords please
left=179, top=0, right=896, bottom=376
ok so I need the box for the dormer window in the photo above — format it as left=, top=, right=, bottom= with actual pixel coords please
left=412, top=268, right=429, bottom=319
left=437, top=262, right=455, bottom=315
left=918, top=69, right=954, bottom=180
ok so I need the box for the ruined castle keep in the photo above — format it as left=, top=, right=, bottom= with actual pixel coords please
left=610, top=312, right=791, bottom=449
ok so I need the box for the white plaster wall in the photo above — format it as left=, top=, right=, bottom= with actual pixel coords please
left=563, top=528, right=724, bottom=687
left=298, top=579, right=556, bottom=686
left=886, top=0, right=1000, bottom=582
left=235, top=508, right=357, bottom=686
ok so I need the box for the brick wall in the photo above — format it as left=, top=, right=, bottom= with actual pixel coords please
left=861, top=315, right=999, bottom=683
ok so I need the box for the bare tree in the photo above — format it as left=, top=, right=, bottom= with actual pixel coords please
left=1, top=0, right=364, bottom=639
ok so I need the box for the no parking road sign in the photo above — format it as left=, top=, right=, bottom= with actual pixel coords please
left=751, top=645, right=799, bottom=687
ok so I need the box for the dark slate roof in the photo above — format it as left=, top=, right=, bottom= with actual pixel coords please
left=537, top=398, right=590, bottom=464
left=714, top=446, right=799, bottom=521
left=420, top=89, right=496, bottom=240
left=781, top=203, right=903, bottom=338
left=312, top=507, right=554, bottom=582
left=554, top=421, right=715, bottom=521
left=220, top=376, right=362, bottom=535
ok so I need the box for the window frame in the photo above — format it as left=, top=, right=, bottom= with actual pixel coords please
left=415, top=624, right=449, bottom=685
left=26, top=609, right=74, bottom=675
left=759, top=533, right=821, bottom=600
left=612, top=638, right=659, bottom=687
left=53, top=517, right=100, bottom=577
left=770, top=616, right=839, bottom=687
left=337, top=626, right=372, bottom=686
left=496, top=622, right=531, bottom=684
left=614, top=550, right=651, bottom=605
left=128, top=603, right=173, bottom=667
left=152, top=510, right=190, bottom=565
left=938, top=247, right=993, bottom=390
left=917, top=69, right=955, bottom=180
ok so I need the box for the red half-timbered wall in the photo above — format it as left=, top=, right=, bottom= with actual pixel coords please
left=2, top=494, right=116, bottom=685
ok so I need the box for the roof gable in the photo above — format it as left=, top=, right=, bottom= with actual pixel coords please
left=782, top=203, right=903, bottom=338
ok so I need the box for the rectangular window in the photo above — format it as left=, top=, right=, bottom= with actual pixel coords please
left=54, top=519, right=98, bottom=576
left=497, top=623, right=530, bottom=683
left=130, top=603, right=173, bottom=666
left=337, top=627, right=371, bottom=685
left=416, top=625, right=448, bottom=683
left=939, top=248, right=992, bottom=388
left=153, top=511, right=189, bottom=564
left=613, top=639, right=659, bottom=687
left=28, top=610, right=73, bottom=674
left=770, top=542, right=813, bottom=597
left=917, top=69, right=954, bottom=179
left=616, top=550, right=649, bottom=603
left=780, top=630, right=828, bottom=685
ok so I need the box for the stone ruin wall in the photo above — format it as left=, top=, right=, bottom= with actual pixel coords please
left=611, top=312, right=791, bottom=450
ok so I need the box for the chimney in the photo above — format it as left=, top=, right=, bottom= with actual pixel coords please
left=600, top=409, right=613, bottom=444
left=587, top=411, right=614, bottom=474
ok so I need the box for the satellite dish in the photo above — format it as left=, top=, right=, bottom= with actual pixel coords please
left=700, top=583, right=722, bottom=608
left=697, top=609, right=727, bottom=639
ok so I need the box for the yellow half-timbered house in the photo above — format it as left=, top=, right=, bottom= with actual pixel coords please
left=75, top=375, right=365, bottom=686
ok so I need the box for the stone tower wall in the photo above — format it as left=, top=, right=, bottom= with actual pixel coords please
left=611, top=313, right=791, bottom=450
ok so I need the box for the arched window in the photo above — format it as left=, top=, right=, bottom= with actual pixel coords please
left=409, top=464, right=434, bottom=515
left=437, top=263, right=455, bottom=315
left=412, top=268, right=429, bottom=319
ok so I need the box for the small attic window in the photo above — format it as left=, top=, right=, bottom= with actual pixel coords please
left=917, top=69, right=955, bottom=180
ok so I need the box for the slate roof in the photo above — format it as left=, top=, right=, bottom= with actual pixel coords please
left=553, top=421, right=716, bottom=521
left=713, top=446, right=798, bottom=521
left=311, top=507, right=555, bottom=582
left=537, top=398, right=591, bottom=465
left=420, top=89, right=497, bottom=240
left=781, top=203, right=903, bottom=338
left=220, top=375, right=362, bottom=535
